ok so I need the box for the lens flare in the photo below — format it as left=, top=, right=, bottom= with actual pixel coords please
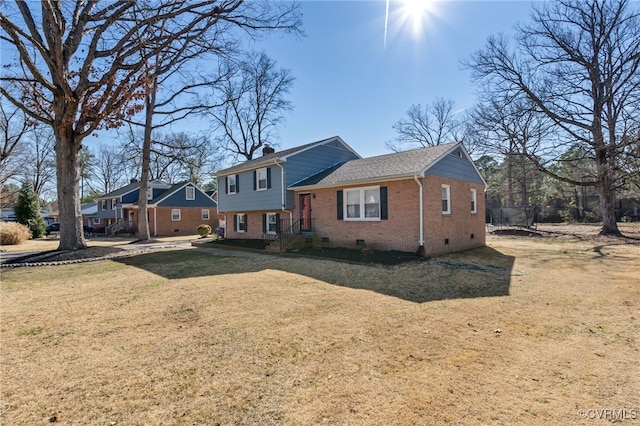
left=384, top=0, right=438, bottom=49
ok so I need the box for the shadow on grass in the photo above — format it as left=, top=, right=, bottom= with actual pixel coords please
left=114, top=246, right=515, bottom=304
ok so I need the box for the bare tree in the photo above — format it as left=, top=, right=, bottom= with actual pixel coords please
left=1, top=1, right=301, bottom=250
left=0, top=103, right=31, bottom=187
left=209, top=51, right=294, bottom=160
left=22, top=126, right=57, bottom=202
left=87, top=144, right=127, bottom=196
left=464, top=0, right=640, bottom=236
left=386, top=98, right=466, bottom=152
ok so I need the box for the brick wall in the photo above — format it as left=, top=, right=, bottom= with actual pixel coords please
left=297, top=176, right=485, bottom=255
left=154, top=206, right=218, bottom=236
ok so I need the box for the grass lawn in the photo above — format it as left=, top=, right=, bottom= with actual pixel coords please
left=1, top=228, right=638, bottom=425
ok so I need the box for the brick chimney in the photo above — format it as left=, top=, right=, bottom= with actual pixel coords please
left=130, top=178, right=138, bottom=183
left=262, top=145, right=275, bottom=156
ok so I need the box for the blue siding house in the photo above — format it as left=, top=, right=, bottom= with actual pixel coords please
left=96, top=180, right=217, bottom=236
left=215, top=137, right=487, bottom=255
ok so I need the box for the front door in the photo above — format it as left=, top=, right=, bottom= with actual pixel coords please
left=299, top=193, right=312, bottom=232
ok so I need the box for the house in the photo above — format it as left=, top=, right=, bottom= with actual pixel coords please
left=95, top=179, right=218, bottom=236
left=81, top=202, right=98, bottom=228
left=215, top=136, right=487, bottom=256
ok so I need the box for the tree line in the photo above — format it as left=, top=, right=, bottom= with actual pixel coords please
left=1, top=0, right=639, bottom=248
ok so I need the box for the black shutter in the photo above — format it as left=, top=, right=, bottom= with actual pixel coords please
left=380, top=186, right=388, bottom=220
left=267, top=168, right=272, bottom=188
left=275, top=213, right=280, bottom=233
left=337, top=190, right=343, bottom=220
left=262, top=214, right=267, bottom=233
left=233, top=214, right=237, bottom=232
left=235, top=174, right=239, bottom=193
left=244, top=214, right=247, bottom=231
left=224, top=177, right=228, bottom=194
left=253, top=170, right=257, bottom=190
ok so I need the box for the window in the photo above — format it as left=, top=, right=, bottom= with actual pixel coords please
left=202, top=209, right=210, bottom=220
left=93, top=218, right=100, bottom=224
left=471, top=189, right=477, bottom=214
left=442, top=185, right=451, bottom=214
left=256, top=168, right=268, bottom=191
left=171, top=209, right=181, bottom=221
left=236, top=213, right=246, bottom=232
left=344, top=186, right=380, bottom=221
left=112, top=198, right=118, bottom=210
left=265, top=213, right=278, bottom=234
left=227, top=175, right=237, bottom=194
left=147, top=188, right=153, bottom=200
left=101, top=200, right=107, bottom=210
left=186, top=186, right=195, bottom=200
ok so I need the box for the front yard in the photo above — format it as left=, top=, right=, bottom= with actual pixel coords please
left=1, top=226, right=638, bottom=425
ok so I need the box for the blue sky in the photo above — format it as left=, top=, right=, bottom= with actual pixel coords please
left=249, top=0, right=539, bottom=158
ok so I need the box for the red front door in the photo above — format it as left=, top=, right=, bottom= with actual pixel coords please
left=299, top=193, right=312, bottom=232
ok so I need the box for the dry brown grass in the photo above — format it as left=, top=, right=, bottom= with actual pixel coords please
left=0, top=222, right=31, bottom=245
left=1, top=227, right=638, bottom=425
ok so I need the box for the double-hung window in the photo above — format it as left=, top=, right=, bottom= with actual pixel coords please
left=236, top=213, right=247, bottom=232
left=171, top=209, right=181, bottom=221
left=202, top=209, right=210, bottom=220
left=265, top=212, right=278, bottom=234
left=227, top=175, right=237, bottom=194
left=471, top=189, right=477, bottom=214
left=442, top=185, right=451, bottom=214
left=186, top=186, right=195, bottom=200
left=112, top=198, right=118, bottom=210
left=256, top=168, right=268, bottom=191
left=345, top=186, right=381, bottom=220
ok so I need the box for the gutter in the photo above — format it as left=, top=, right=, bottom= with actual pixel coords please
left=275, top=162, right=293, bottom=225
left=413, top=174, right=425, bottom=253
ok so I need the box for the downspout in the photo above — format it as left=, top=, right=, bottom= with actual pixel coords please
left=153, top=206, right=157, bottom=237
left=414, top=174, right=425, bottom=255
left=275, top=162, right=293, bottom=225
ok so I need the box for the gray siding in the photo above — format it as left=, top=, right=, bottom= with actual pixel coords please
left=159, top=185, right=217, bottom=207
left=218, top=166, right=284, bottom=212
left=426, top=151, right=485, bottom=184
left=285, top=143, right=359, bottom=187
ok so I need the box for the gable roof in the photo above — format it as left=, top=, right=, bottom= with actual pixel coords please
left=214, top=136, right=360, bottom=176
left=292, top=142, right=466, bottom=189
left=97, top=180, right=171, bottom=200
left=145, top=182, right=217, bottom=207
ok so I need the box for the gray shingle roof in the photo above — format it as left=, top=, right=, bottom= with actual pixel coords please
left=214, top=136, right=353, bottom=176
left=292, top=142, right=459, bottom=188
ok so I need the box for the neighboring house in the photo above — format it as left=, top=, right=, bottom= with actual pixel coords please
left=81, top=202, right=98, bottom=228
left=95, top=179, right=218, bottom=236
left=0, top=207, right=57, bottom=224
left=215, top=136, right=487, bottom=256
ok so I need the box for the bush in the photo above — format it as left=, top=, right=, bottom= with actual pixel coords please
left=0, top=222, right=32, bottom=245
left=197, top=224, right=212, bottom=237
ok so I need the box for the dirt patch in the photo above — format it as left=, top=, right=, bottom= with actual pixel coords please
left=2, top=246, right=125, bottom=265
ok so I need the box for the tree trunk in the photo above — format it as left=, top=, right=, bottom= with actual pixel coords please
left=54, top=127, right=87, bottom=250
left=597, top=178, right=620, bottom=236
left=136, top=84, right=156, bottom=241
left=595, top=153, right=621, bottom=236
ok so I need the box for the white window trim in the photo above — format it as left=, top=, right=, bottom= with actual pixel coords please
left=147, top=188, right=153, bottom=200
left=101, top=200, right=107, bottom=210
left=186, top=186, right=195, bottom=200
left=227, top=175, right=237, bottom=195
left=236, top=213, right=246, bottom=233
left=442, top=185, right=451, bottom=215
left=256, top=167, right=268, bottom=191
left=171, top=209, right=181, bottom=221
left=202, top=209, right=210, bottom=220
left=266, top=212, right=278, bottom=234
left=343, top=186, right=381, bottom=221
left=471, top=188, right=477, bottom=214
left=112, top=198, right=118, bottom=210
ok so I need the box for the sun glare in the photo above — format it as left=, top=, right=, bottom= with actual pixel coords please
left=384, top=0, right=440, bottom=49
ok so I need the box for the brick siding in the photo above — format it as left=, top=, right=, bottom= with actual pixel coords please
left=296, top=176, right=485, bottom=255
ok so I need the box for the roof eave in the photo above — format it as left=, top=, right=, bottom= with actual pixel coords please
left=289, top=173, right=418, bottom=191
